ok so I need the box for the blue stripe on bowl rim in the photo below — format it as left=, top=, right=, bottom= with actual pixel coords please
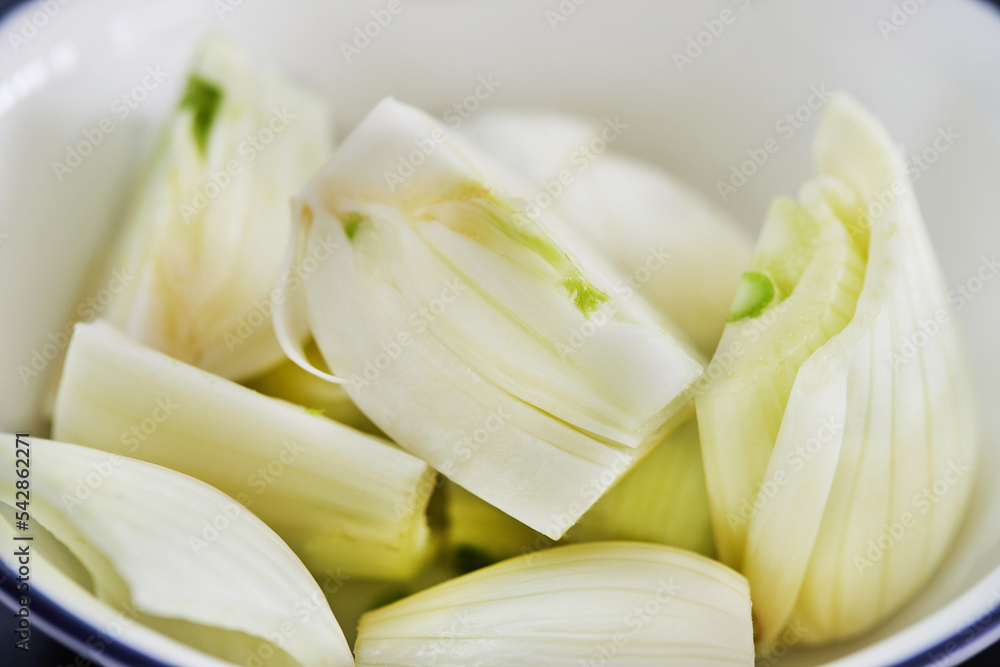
left=0, top=0, right=38, bottom=25
left=4, top=546, right=999, bottom=667
left=1, top=0, right=1000, bottom=663
left=0, top=558, right=173, bottom=667
left=886, top=595, right=1000, bottom=667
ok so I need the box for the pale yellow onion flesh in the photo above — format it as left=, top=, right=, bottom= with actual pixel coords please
left=568, top=418, right=715, bottom=557
left=289, top=97, right=702, bottom=538
left=52, top=320, right=435, bottom=580
left=445, top=481, right=547, bottom=564
left=697, top=185, right=865, bottom=569
left=244, top=338, right=379, bottom=434
left=743, top=93, right=979, bottom=646
left=443, top=419, right=714, bottom=565
left=354, top=542, right=753, bottom=666
left=102, top=35, right=331, bottom=381
left=318, top=557, right=468, bottom=650
left=0, top=435, right=353, bottom=667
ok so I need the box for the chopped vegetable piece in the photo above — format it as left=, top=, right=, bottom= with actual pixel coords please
left=355, top=542, right=754, bottom=666
left=286, top=97, right=703, bottom=538
left=0, top=436, right=353, bottom=667
left=53, top=321, right=435, bottom=580
left=101, top=35, right=332, bottom=381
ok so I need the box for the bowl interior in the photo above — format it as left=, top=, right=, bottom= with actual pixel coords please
left=2, top=0, right=1000, bottom=664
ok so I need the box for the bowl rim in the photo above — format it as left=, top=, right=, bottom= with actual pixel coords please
left=3, top=543, right=999, bottom=666
left=1, top=0, right=999, bottom=664
left=886, top=601, right=1000, bottom=667
left=0, top=558, right=172, bottom=667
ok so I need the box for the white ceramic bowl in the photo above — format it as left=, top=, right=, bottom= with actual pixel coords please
left=2, top=0, right=1000, bottom=665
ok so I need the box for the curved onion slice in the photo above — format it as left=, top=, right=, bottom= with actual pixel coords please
left=354, top=542, right=753, bottom=666
left=723, top=93, right=978, bottom=646
left=0, top=435, right=353, bottom=666
left=568, top=418, right=715, bottom=556
left=697, top=183, right=866, bottom=569
left=287, top=97, right=702, bottom=538
left=101, top=36, right=331, bottom=381
left=444, top=419, right=714, bottom=567
left=53, top=320, right=434, bottom=580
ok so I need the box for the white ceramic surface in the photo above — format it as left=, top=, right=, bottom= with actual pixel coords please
left=1, top=0, right=1000, bottom=665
